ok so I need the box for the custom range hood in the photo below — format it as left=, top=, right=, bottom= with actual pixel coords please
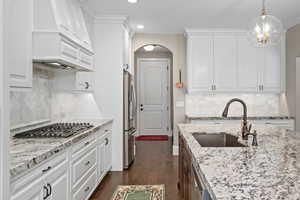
left=33, top=0, right=94, bottom=71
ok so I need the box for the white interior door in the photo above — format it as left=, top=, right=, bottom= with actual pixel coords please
left=138, top=59, right=169, bottom=136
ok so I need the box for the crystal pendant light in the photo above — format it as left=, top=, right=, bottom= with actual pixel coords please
left=248, top=0, right=283, bottom=47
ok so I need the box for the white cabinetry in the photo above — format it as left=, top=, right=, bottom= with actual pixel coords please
left=33, top=0, right=94, bottom=71
left=185, top=30, right=285, bottom=93
left=237, top=36, right=260, bottom=91
left=187, top=35, right=213, bottom=93
left=10, top=122, right=113, bottom=200
left=213, top=35, right=237, bottom=91
left=262, top=45, right=281, bottom=92
left=7, top=0, right=33, bottom=88
left=11, top=152, right=68, bottom=200
left=53, top=71, right=93, bottom=92
left=97, top=127, right=112, bottom=183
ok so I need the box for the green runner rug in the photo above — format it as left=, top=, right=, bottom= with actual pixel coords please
left=111, top=185, right=165, bottom=200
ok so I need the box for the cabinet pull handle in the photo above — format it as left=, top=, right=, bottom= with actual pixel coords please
left=211, top=85, right=214, bottom=90
left=85, top=82, right=90, bottom=89
left=84, top=186, right=90, bottom=192
left=43, top=186, right=49, bottom=200
left=85, top=161, right=90, bottom=166
left=214, top=85, right=216, bottom=90
left=42, top=166, right=52, bottom=173
left=105, top=138, right=109, bottom=145
left=84, top=141, right=90, bottom=146
left=47, top=183, right=52, bottom=196
left=262, top=85, right=264, bottom=91
left=105, top=129, right=109, bottom=132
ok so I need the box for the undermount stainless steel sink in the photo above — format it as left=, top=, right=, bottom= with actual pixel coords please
left=192, top=132, right=247, bottom=147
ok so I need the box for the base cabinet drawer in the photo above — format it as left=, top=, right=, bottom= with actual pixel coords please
left=73, top=170, right=97, bottom=200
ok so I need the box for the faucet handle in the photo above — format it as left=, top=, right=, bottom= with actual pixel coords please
left=247, top=123, right=252, bottom=132
left=252, top=130, right=258, bottom=146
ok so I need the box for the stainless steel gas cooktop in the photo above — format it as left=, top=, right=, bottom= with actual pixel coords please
left=14, top=123, right=94, bottom=138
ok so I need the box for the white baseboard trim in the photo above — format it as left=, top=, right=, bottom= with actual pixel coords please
left=172, top=145, right=179, bottom=156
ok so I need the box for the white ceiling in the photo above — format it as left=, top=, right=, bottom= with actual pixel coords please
left=84, top=0, right=300, bottom=33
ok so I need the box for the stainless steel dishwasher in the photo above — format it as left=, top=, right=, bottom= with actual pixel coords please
left=191, top=164, right=203, bottom=200
left=191, top=164, right=212, bottom=200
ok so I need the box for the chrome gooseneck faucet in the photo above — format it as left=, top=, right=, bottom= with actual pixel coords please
left=222, top=98, right=257, bottom=145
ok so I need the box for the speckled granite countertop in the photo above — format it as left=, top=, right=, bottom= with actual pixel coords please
left=178, top=123, right=300, bottom=200
left=10, top=119, right=113, bottom=179
left=185, top=115, right=295, bottom=120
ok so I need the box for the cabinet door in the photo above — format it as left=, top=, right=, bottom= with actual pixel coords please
left=187, top=36, right=214, bottom=93
left=237, top=36, right=259, bottom=92
left=76, top=72, right=93, bottom=91
left=44, top=162, right=69, bottom=200
left=11, top=180, right=43, bottom=200
left=7, top=0, right=33, bottom=88
left=97, top=139, right=106, bottom=181
left=213, top=35, right=238, bottom=91
left=104, top=133, right=112, bottom=171
left=262, top=44, right=281, bottom=92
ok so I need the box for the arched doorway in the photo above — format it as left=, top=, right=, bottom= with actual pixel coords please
left=134, top=44, right=173, bottom=137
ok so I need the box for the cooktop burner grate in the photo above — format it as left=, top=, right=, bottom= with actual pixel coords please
left=14, top=123, right=94, bottom=138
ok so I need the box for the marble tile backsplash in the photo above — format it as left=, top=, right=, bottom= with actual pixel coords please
left=185, top=94, right=281, bottom=117
left=10, top=68, right=52, bottom=128
left=10, top=65, right=102, bottom=132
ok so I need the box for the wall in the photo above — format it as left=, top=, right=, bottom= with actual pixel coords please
left=132, top=33, right=186, bottom=154
left=186, top=94, right=281, bottom=117
left=10, top=64, right=102, bottom=132
left=286, top=24, right=300, bottom=118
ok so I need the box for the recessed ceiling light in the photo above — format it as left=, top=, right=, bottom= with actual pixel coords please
left=144, top=45, right=155, bottom=52
left=137, top=25, right=144, bottom=29
left=128, top=0, right=138, bottom=3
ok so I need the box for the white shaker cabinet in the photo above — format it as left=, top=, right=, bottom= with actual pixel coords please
left=53, top=71, right=93, bottom=92
left=213, top=35, right=238, bottom=91
left=97, top=130, right=112, bottom=182
left=261, top=44, right=281, bottom=92
left=237, top=36, right=260, bottom=92
left=11, top=180, right=43, bottom=200
left=185, top=30, right=284, bottom=94
left=7, top=0, right=33, bottom=89
left=43, top=161, right=69, bottom=200
left=187, top=35, right=214, bottom=93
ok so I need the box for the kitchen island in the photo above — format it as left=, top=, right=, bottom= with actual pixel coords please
left=178, top=123, right=300, bottom=200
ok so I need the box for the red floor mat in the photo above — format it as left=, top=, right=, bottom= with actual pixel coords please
left=135, top=135, right=169, bottom=141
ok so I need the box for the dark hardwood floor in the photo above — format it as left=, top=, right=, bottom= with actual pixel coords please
left=90, top=138, right=181, bottom=200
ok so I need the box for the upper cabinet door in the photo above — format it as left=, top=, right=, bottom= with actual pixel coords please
left=213, top=35, right=237, bottom=91
left=187, top=36, right=214, bottom=93
left=262, top=44, right=281, bottom=92
left=8, top=0, right=33, bottom=89
left=237, top=36, right=259, bottom=92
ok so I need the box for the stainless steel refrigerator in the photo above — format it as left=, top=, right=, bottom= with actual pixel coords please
left=123, top=69, right=137, bottom=169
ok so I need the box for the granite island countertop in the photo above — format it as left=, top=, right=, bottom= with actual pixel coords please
left=178, top=123, right=300, bottom=200
left=10, top=119, right=113, bottom=179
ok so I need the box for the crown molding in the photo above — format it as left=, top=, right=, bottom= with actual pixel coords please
left=94, top=15, right=129, bottom=25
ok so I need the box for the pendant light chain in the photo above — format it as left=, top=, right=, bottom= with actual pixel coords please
left=261, top=0, right=266, bottom=15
